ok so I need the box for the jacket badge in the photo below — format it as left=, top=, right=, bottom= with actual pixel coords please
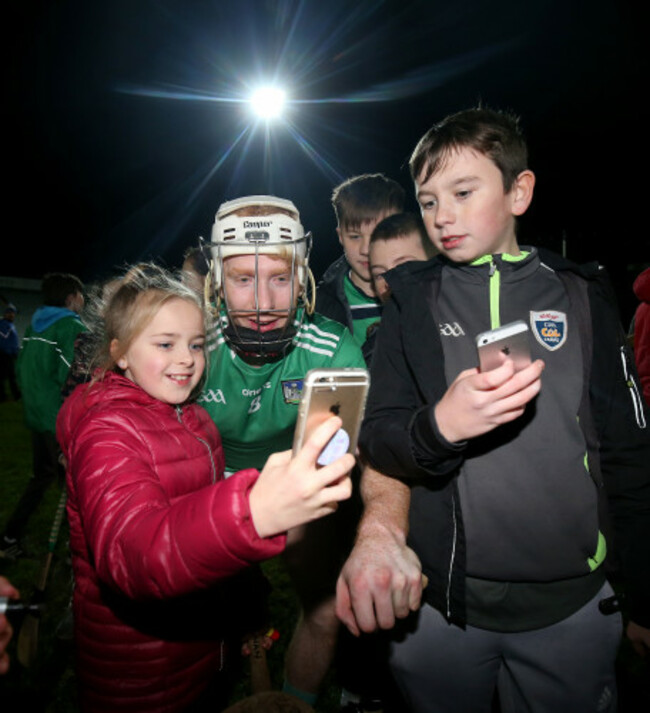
left=530, top=311, right=567, bottom=351
left=282, top=379, right=304, bottom=404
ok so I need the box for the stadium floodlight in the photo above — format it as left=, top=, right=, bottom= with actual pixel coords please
left=250, top=86, right=286, bottom=120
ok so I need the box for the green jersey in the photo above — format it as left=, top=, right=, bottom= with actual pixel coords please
left=343, top=274, right=382, bottom=349
left=199, top=310, right=365, bottom=473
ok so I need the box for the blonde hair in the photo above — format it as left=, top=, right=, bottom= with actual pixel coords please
left=90, top=264, right=205, bottom=391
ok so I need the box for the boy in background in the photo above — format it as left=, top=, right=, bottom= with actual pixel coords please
left=1, top=273, right=86, bottom=558
left=369, top=212, right=436, bottom=304
left=0, top=303, right=20, bottom=402
left=362, top=212, right=437, bottom=366
left=316, top=174, right=405, bottom=351
left=339, top=107, right=650, bottom=712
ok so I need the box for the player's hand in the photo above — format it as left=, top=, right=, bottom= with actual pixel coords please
left=249, top=416, right=354, bottom=538
left=336, top=519, right=424, bottom=636
left=0, top=576, right=20, bottom=675
left=626, top=619, right=650, bottom=658
left=434, top=358, right=545, bottom=444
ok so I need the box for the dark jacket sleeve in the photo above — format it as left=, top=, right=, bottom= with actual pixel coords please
left=359, top=288, right=466, bottom=481
left=591, top=273, right=650, bottom=627
left=315, top=256, right=352, bottom=331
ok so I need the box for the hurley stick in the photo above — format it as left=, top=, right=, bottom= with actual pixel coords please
left=16, top=488, right=68, bottom=668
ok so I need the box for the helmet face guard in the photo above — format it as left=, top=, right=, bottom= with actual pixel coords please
left=209, top=196, right=312, bottom=359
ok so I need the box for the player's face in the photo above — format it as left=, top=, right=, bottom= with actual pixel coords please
left=222, top=253, right=300, bottom=332
left=415, top=147, right=534, bottom=263
left=337, top=213, right=392, bottom=295
left=117, top=298, right=205, bottom=405
left=370, top=232, right=431, bottom=303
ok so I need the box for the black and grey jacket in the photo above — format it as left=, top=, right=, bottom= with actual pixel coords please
left=315, top=255, right=353, bottom=332
left=359, top=247, right=650, bottom=628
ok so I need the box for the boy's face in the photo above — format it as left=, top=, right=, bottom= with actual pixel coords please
left=221, top=253, right=300, bottom=332
left=66, top=291, right=85, bottom=314
left=337, top=212, right=393, bottom=296
left=415, top=147, right=534, bottom=263
left=370, top=232, right=430, bottom=303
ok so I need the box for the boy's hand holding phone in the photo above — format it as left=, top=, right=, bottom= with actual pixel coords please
left=434, top=359, right=545, bottom=444
left=476, top=320, right=532, bottom=373
left=434, top=321, right=544, bottom=443
left=249, top=416, right=355, bottom=539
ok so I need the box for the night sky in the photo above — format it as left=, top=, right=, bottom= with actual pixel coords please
left=5, top=0, right=647, bottom=316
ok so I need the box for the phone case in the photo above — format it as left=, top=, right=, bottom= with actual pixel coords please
left=292, top=368, right=370, bottom=457
left=476, top=320, right=531, bottom=372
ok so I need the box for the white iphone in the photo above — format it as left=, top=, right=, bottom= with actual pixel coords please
left=292, top=368, right=370, bottom=462
left=476, top=320, right=532, bottom=372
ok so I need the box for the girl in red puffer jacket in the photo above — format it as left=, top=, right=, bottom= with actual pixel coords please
left=57, top=264, right=353, bottom=713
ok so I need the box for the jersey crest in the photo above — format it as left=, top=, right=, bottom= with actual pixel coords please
left=530, top=310, right=567, bottom=351
left=281, top=379, right=304, bottom=404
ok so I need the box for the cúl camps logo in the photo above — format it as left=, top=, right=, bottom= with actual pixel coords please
left=530, top=311, right=567, bottom=351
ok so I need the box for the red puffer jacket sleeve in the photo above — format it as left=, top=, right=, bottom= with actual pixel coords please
left=60, top=383, right=285, bottom=601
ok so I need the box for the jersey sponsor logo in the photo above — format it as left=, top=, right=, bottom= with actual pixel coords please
left=241, top=382, right=271, bottom=397
left=281, top=379, right=304, bottom=404
left=530, top=310, right=567, bottom=351
left=439, top=322, right=465, bottom=337
left=199, top=389, right=227, bottom=404
left=242, top=388, right=262, bottom=397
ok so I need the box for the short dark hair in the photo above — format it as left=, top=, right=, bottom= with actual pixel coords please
left=370, top=212, right=436, bottom=258
left=331, top=173, right=405, bottom=230
left=41, top=273, right=84, bottom=307
left=409, top=107, right=528, bottom=192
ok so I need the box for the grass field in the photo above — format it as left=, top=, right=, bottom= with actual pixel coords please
left=0, top=398, right=341, bottom=712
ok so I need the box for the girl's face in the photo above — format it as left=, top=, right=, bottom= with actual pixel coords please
left=116, top=298, right=205, bottom=405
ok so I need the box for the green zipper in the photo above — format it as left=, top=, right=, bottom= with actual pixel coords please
left=471, top=252, right=530, bottom=328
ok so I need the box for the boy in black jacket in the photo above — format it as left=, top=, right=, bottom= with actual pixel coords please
left=337, top=107, right=650, bottom=713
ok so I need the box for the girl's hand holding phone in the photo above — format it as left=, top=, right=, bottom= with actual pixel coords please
left=249, top=416, right=354, bottom=539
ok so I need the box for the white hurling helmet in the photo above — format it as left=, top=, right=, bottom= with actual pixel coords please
left=209, top=195, right=313, bottom=359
